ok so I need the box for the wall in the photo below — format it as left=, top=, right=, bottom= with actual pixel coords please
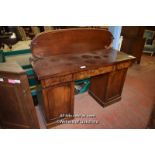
left=108, top=26, right=122, bottom=50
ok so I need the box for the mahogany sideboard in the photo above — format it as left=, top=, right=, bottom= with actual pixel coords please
left=31, top=28, right=135, bottom=128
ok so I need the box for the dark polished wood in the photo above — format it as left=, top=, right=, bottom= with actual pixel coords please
left=89, top=68, right=128, bottom=106
left=31, top=28, right=135, bottom=128
left=32, top=49, right=133, bottom=80
left=0, top=62, right=40, bottom=129
left=121, top=26, right=145, bottom=64
left=31, top=28, right=113, bottom=57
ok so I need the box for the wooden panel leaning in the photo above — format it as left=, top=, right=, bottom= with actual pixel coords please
left=0, top=62, right=40, bottom=129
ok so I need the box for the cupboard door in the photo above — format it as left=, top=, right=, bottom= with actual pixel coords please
left=42, top=82, right=74, bottom=122
left=89, top=68, right=127, bottom=106
left=105, top=68, right=127, bottom=102
left=89, top=73, right=109, bottom=105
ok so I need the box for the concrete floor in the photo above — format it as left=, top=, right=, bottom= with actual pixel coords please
left=36, top=54, right=155, bottom=129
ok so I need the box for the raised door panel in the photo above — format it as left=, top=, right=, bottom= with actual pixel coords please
left=89, top=73, right=109, bottom=105
left=105, top=69, right=127, bottom=101
left=43, top=82, right=74, bottom=121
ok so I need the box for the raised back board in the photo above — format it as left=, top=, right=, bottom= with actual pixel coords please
left=31, top=28, right=113, bottom=57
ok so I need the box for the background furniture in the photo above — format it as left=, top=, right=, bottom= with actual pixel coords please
left=1, top=48, right=40, bottom=104
left=0, top=62, right=40, bottom=128
left=121, top=26, right=145, bottom=64
left=143, top=29, right=155, bottom=56
left=0, top=32, right=17, bottom=49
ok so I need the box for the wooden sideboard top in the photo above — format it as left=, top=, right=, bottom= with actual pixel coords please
left=31, top=28, right=135, bottom=80
left=32, top=49, right=135, bottom=80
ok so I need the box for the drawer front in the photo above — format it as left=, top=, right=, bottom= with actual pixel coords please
left=42, top=74, right=72, bottom=88
left=73, top=66, right=113, bottom=80
left=116, top=61, right=131, bottom=70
